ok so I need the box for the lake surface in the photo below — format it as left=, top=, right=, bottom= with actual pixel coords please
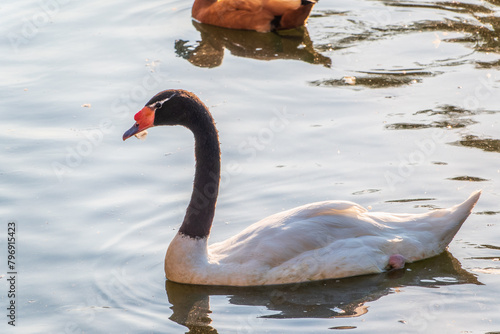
left=1, top=0, right=500, bottom=332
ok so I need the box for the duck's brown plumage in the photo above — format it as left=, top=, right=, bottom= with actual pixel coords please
left=192, top=0, right=317, bottom=32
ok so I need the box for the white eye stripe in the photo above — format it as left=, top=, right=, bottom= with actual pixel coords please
left=148, top=93, right=177, bottom=109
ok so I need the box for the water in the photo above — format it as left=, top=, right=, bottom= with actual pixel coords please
left=1, top=0, right=499, bottom=332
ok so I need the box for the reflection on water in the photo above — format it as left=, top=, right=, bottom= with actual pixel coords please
left=386, top=104, right=480, bottom=129
left=385, top=197, right=435, bottom=203
left=396, top=8, right=500, bottom=55
left=382, top=0, right=494, bottom=14
left=175, top=21, right=331, bottom=68
left=310, top=70, right=432, bottom=88
left=165, top=252, right=479, bottom=333
left=477, top=243, right=500, bottom=251
left=451, top=135, right=500, bottom=153
left=382, top=0, right=500, bottom=53
left=309, top=0, right=500, bottom=88
left=385, top=105, right=500, bottom=154
left=448, top=175, right=489, bottom=182
left=476, top=58, right=500, bottom=69
left=475, top=210, right=500, bottom=215
left=467, top=243, right=500, bottom=275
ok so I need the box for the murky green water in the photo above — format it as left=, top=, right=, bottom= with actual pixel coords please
left=1, top=0, right=499, bottom=332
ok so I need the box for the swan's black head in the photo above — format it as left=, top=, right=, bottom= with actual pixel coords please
left=123, top=89, right=207, bottom=141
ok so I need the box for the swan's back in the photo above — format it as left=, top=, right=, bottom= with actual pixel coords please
left=207, top=191, right=481, bottom=285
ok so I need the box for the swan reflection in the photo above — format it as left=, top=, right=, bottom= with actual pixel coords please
left=165, top=251, right=480, bottom=332
left=175, top=21, right=331, bottom=68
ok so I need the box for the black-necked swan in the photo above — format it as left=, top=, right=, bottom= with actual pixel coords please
left=122, top=89, right=481, bottom=286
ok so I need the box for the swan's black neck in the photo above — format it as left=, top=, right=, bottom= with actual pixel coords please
left=180, top=120, right=220, bottom=239
left=154, top=90, right=220, bottom=239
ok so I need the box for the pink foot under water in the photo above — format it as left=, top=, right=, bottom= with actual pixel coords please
left=387, top=254, right=406, bottom=270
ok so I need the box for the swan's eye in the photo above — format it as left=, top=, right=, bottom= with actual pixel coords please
left=149, top=93, right=176, bottom=110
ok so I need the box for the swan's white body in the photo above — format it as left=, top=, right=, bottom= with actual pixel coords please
left=165, top=191, right=480, bottom=286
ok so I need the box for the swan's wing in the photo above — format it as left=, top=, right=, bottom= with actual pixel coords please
left=206, top=201, right=395, bottom=284
left=262, top=235, right=391, bottom=284
left=209, top=192, right=480, bottom=279
left=209, top=200, right=382, bottom=264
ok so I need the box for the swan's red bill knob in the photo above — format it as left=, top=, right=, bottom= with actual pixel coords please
left=123, top=106, right=155, bottom=141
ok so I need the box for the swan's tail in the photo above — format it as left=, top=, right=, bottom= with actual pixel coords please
left=452, top=190, right=481, bottom=216
left=431, top=190, right=481, bottom=249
